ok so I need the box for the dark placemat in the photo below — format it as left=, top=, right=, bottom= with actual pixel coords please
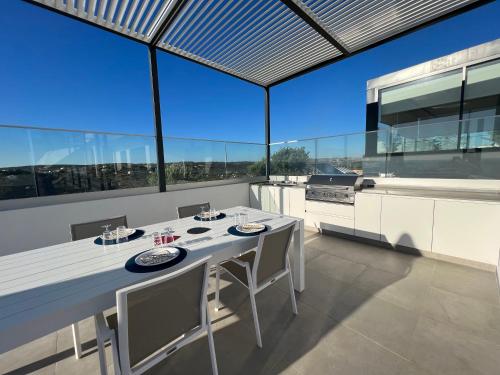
left=187, top=227, right=211, bottom=234
left=194, top=213, right=226, bottom=221
left=227, top=225, right=268, bottom=237
left=125, top=247, right=188, bottom=273
left=94, top=229, right=145, bottom=246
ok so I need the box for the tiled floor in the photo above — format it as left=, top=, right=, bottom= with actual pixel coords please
left=2, top=231, right=500, bottom=375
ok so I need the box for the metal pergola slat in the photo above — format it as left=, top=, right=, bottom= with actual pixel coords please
left=26, top=0, right=491, bottom=86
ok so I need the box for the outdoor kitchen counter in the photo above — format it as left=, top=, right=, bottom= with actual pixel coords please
left=360, top=186, right=500, bottom=203
left=251, top=182, right=306, bottom=189
left=252, top=182, right=500, bottom=202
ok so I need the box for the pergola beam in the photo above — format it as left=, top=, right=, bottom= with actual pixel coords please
left=269, top=0, right=495, bottom=87
left=150, top=0, right=190, bottom=47
left=279, top=0, right=349, bottom=56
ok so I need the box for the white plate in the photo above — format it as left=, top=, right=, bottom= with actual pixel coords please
left=100, top=228, right=136, bottom=240
left=236, top=223, right=266, bottom=234
left=135, top=247, right=180, bottom=267
left=197, top=211, right=221, bottom=219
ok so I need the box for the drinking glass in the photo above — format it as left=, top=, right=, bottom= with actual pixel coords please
left=152, top=231, right=162, bottom=248
left=233, top=213, right=240, bottom=227
left=101, top=224, right=113, bottom=243
left=240, top=213, right=248, bottom=226
left=167, top=227, right=175, bottom=244
left=116, top=225, right=128, bottom=243
left=197, top=205, right=205, bottom=220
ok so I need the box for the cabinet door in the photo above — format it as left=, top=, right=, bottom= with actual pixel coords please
left=249, top=185, right=261, bottom=210
left=260, top=186, right=271, bottom=212
left=288, top=188, right=305, bottom=218
left=380, top=196, right=434, bottom=251
left=268, top=186, right=283, bottom=214
left=354, top=193, right=382, bottom=240
left=432, top=200, right=500, bottom=265
left=305, top=200, right=355, bottom=235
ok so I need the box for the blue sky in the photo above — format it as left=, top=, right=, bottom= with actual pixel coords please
left=0, top=0, right=499, bottom=167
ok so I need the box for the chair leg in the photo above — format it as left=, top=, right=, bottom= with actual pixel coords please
left=94, top=314, right=109, bottom=375
left=109, top=332, right=121, bottom=375
left=71, top=323, right=83, bottom=359
left=206, top=309, right=219, bottom=375
left=287, top=270, right=298, bottom=315
left=215, top=264, right=221, bottom=311
left=248, top=286, right=263, bottom=348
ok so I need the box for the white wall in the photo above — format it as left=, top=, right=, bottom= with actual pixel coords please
left=0, top=183, right=250, bottom=256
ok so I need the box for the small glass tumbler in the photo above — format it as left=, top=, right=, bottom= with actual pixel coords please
left=240, top=213, right=248, bottom=226
left=116, top=225, right=128, bottom=243
left=167, top=228, right=175, bottom=244
left=101, top=224, right=113, bottom=244
left=233, top=213, right=240, bottom=227
left=152, top=231, right=162, bottom=248
left=200, top=205, right=209, bottom=220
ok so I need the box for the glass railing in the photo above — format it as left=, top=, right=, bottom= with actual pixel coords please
left=0, top=125, right=267, bottom=201
left=163, top=138, right=266, bottom=184
left=0, top=126, right=158, bottom=201
left=271, top=115, right=500, bottom=179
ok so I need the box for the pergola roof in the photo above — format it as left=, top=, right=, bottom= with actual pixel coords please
left=29, top=0, right=490, bottom=87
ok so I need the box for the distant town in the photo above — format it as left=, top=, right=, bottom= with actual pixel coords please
left=0, top=161, right=263, bottom=200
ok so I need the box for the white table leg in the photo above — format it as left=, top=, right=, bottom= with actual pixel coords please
left=292, top=220, right=305, bottom=292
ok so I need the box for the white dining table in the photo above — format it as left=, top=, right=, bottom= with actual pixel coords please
left=0, top=206, right=304, bottom=355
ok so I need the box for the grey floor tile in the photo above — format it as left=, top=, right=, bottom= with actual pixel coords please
left=276, top=266, right=353, bottom=317
left=420, top=287, right=500, bottom=344
left=409, top=316, right=500, bottom=375
left=304, top=234, right=383, bottom=264
left=353, top=265, right=434, bottom=311
left=432, top=261, right=500, bottom=306
left=273, top=324, right=408, bottom=375
left=307, top=253, right=366, bottom=284
left=397, top=362, right=434, bottom=375
left=0, top=333, right=57, bottom=375
left=303, top=245, right=325, bottom=264
left=334, top=287, right=419, bottom=358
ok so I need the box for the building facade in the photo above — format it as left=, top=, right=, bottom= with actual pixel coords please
left=365, top=39, right=500, bottom=179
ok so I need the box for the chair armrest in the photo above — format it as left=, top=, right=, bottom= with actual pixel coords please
left=230, top=258, right=250, bottom=268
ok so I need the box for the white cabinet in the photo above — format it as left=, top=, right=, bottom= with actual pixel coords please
left=250, top=185, right=305, bottom=217
left=287, top=188, right=306, bottom=218
left=305, top=200, right=355, bottom=235
left=380, top=195, right=435, bottom=251
left=432, top=200, right=500, bottom=265
left=249, top=185, right=261, bottom=210
left=259, top=185, right=271, bottom=212
left=354, top=193, right=382, bottom=240
left=268, top=186, right=283, bottom=214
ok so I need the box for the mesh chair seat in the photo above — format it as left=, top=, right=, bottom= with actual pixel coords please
left=220, top=251, right=256, bottom=286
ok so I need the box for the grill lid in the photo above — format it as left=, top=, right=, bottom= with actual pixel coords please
left=307, top=174, right=363, bottom=187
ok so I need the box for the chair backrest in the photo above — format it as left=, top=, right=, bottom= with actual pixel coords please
left=252, top=222, right=296, bottom=288
left=177, top=202, right=210, bottom=219
left=116, top=256, right=211, bottom=372
left=70, top=215, right=128, bottom=241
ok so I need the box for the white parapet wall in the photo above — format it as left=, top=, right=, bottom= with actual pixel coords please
left=0, top=182, right=250, bottom=256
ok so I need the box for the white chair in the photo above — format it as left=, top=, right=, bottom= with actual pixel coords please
left=215, top=222, right=298, bottom=348
left=69, top=215, right=128, bottom=359
left=94, top=256, right=218, bottom=375
left=177, top=202, right=210, bottom=219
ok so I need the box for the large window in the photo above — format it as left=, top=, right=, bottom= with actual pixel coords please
left=462, top=59, right=500, bottom=148
left=379, top=70, right=463, bottom=129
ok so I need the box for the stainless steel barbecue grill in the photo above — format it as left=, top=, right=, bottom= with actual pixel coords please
left=305, top=174, right=363, bottom=204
